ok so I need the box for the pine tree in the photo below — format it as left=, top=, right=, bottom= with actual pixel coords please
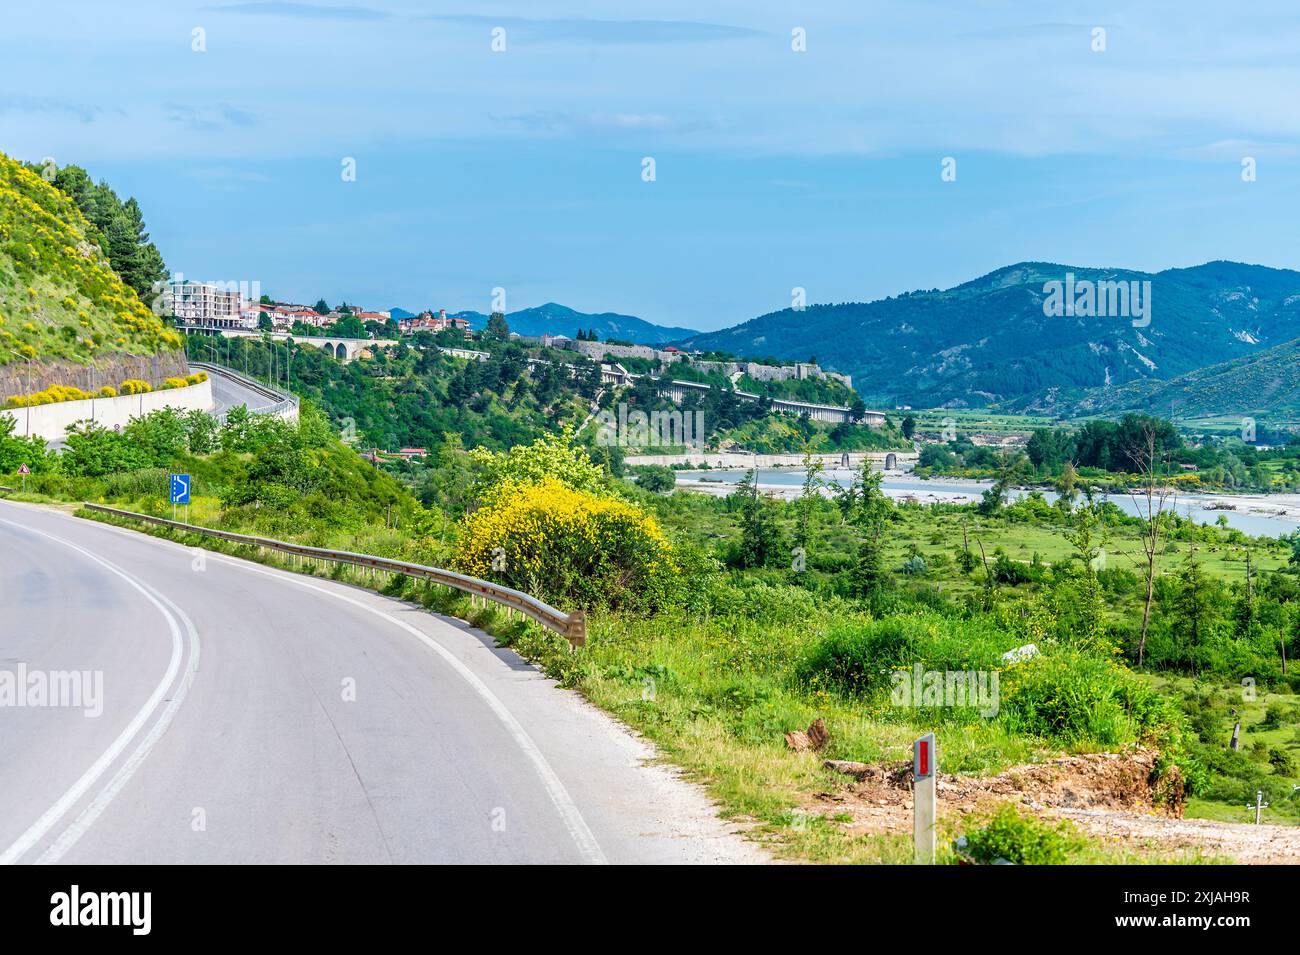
left=734, top=470, right=784, bottom=569
left=1233, top=547, right=1259, bottom=640
left=850, top=460, right=890, bottom=596
left=1175, top=549, right=1214, bottom=672
left=38, top=164, right=167, bottom=304
left=1061, top=504, right=1106, bottom=647
left=851, top=535, right=885, bottom=596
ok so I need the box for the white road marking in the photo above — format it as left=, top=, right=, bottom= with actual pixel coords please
left=204, top=553, right=609, bottom=865
left=0, top=518, right=200, bottom=865
left=9, top=505, right=607, bottom=864
left=35, top=586, right=200, bottom=864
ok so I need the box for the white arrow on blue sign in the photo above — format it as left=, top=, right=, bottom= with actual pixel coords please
left=170, top=473, right=191, bottom=505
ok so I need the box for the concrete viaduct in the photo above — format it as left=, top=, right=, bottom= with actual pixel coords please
left=199, top=328, right=398, bottom=363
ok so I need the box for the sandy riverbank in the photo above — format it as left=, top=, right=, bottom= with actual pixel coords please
left=677, top=475, right=982, bottom=504
left=676, top=472, right=1300, bottom=518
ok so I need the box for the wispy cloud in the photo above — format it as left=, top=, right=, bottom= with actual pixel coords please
left=494, top=111, right=713, bottom=136
left=184, top=165, right=273, bottom=183
left=0, top=95, right=101, bottom=123
left=959, top=22, right=1112, bottom=39
left=1178, top=138, right=1300, bottom=160
left=165, top=103, right=260, bottom=131
left=423, top=14, right=763, bottom=44
left=206, top=2, right=391, bottom=20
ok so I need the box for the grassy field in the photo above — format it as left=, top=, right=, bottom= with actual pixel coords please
left=907, top=409, right=1057, bottom=435
left=1145, top=673, right=1300, bottom=825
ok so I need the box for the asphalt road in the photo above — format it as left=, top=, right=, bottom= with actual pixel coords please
left=0, top=501, right=763, bottom=864
left=205, top=366, right=284, bottom=419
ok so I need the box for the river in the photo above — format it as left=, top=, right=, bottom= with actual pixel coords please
left=676, top=468, right=1300, bottom=538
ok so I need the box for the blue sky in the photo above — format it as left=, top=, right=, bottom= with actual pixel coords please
left=4, top=1, right=1300, bottom=331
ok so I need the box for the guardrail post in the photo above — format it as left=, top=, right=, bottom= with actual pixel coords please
left=566, top=611, right=586, bottom=648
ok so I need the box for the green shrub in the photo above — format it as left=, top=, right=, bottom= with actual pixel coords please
left=999, top=651, right=1171, bottom=746
left=899, top=555, right=928, bottom=576
left=796, top=614, right=1012, bottom=699
left=1258, top=701, right=1300, bottom=730
left=956, top=804, right=1087, bottom=865
left=1268, top=747, right=1297, bottom=776
left=631, top=464, right=676, bottom=494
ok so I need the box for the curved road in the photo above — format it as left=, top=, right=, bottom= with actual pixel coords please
left=0, top=501, right=762, bottom=864
left=203, top=366, right=286, bottom=419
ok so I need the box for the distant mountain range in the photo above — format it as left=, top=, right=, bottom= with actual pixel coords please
left=676, top=261, right=1300, bottom=410
left=386, top=261, right=1300, bottom=419
left=1013, top=334, right=1300, bottom=422
left=388, top=302, right=697, bottom=344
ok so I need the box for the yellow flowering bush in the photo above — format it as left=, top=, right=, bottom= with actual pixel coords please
left=5, top=383, right=92, bottom=407
left=2, top=372, right=204, bottom=408
left=0, top=151, right=182, bottom=366
left=455, top=476, right=677, bottom=611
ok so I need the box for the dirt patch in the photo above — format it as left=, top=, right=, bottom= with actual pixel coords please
left=821, top=747, right=1170, bottom=818
left=810, top=747, right=1300, bottom=863
left=1051, top=810, right=1300, bottom=864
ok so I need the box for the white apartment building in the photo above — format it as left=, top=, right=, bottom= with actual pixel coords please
left=168, top=281, right=248, bottom=329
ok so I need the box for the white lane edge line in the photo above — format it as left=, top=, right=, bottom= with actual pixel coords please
left=205, top=554, right=608, bottom=865
left=9, top=504, right=607, bottom=865
left=35, top=587, right=201, bottom=865
left=0, top=518, right=195, bottom=865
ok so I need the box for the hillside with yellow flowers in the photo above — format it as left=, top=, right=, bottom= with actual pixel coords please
left=0, top=151, right=184, bottom=400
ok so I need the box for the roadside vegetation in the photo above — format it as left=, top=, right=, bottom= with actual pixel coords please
left=5, top=396, right=1297, bottom=864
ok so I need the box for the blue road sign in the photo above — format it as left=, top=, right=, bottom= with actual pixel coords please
left=170, top=473, right=191, bottom=505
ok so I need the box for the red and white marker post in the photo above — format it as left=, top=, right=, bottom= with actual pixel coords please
left=913, top=732, right=936, bottom=864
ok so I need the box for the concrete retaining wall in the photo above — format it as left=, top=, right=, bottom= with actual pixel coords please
left=1, top=379, right=213, bottom=443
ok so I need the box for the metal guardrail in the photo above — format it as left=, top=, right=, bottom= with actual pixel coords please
left=82, top=503, right=587, bottom=646
left=0, top=485, right=13, bottom=495
left=189, top=361, right=300, bottom=419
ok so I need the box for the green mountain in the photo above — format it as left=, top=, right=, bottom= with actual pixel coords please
left=679, top=261, right=1300, bottom=408
left=1013, top=334, right=1300, bottom=423
left=0, top=151, right=183, bottom=398
left=450, top=302, right=697, bottom=343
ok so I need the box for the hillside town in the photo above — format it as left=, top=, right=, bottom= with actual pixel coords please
left=166, top=278, right=469, bottom=336
left=163, top=278, right=858, bottom=396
